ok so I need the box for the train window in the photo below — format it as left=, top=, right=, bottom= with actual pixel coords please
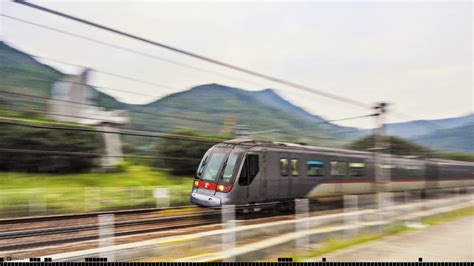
left=307, top=161, right=324, bottom=176
left=238, top=154, right=259, bottom=186
left=349, top=162, right=365, bottom=177
left=280, top=158, right=289, bottom=176
left=291, top=159, right=299, bottom=176
left=201, top=153, right=226, bottom=181
left=196, top=149, right=212, bottom=177
left=404, top=165, right=425, bottom=178
left=221, top=152, right=240, bottom=181
left=330, top=161, right=348, bottom=176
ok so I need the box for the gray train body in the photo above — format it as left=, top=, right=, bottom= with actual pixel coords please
left=190, top=139, right=474, bottom=207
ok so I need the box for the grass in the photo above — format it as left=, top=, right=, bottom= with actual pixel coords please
left=290, top=207, right=474, bottom=262
left=0, top=165, right=194, bottom=217
left=290, top=224, right=412, bottom=261
left=422, top=206, right=474, bottom=225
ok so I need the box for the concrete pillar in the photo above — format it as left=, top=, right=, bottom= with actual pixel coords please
left=344, top=195, right=359, bottom=237
left=295, top=198, right=310, bottom=250
left=100, top=124, right=124, bottom=167
left=98, top=214, right=115, bottom=261
left=222, top=205, right=236, bottom=262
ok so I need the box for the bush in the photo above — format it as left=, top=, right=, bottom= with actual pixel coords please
left=0, top=122, right=104, bottom=173
left=346, top=134, right=433, bottom=156
left=435, top=152, right=474, bottom=162
left=156, top=130, right=227, bottom=176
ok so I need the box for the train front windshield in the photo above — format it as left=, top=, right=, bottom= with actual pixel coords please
left=195, top=147, right=243, bottom=185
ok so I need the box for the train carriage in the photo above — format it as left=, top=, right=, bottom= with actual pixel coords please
left=190, top=139, right=474, bottom=207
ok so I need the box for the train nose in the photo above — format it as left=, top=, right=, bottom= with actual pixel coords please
left=190, top=192, right=222, bottom=207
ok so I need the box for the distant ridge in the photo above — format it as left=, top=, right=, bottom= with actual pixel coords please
left=0, top=41, right=472, bottom=152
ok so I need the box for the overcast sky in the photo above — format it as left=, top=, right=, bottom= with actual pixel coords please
left=1, top=0, right=472, bottom=128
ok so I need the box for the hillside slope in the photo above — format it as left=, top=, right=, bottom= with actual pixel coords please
left=385, top=113, right=474, bottom=138
left=413, top=123, right=474, bottom=153
left=0, top=42, right=347, bottom=150
left=2, top=41, right=472, bottom=153
left=0, top=41, right=63, bottom=97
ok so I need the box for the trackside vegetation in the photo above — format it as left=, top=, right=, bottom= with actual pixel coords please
left=0, top=115, right=104, bottom=173
left=347, top=135, right=473, bottom=162
left=0, top=164, right=193, bottom=216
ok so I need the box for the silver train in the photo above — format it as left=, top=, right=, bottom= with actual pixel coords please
left=190, top=139, right=474, bottom=207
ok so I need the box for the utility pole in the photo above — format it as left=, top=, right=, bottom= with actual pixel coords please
left=373, top=102, right=389, bottom=187
left=373, top=102, right=391, bottom=215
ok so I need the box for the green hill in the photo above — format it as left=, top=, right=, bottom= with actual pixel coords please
left=0, top=41, right=348, bottom=153
left=413, top=123, right=474, bottom=153
left=0, top=41, right=63, bottom=97
left=2, top=41, right=471, bottom=153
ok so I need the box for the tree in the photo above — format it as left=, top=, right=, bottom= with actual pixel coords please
left=346, top=135, right=433, bottom=156
left=346, top=135, right=474, bottom=162
left=156, top=130, right=229, bottom=176
left=0, top=123, right=104, bottom=173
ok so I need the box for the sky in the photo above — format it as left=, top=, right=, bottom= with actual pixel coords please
left=1, top=0, right=472, bottom=128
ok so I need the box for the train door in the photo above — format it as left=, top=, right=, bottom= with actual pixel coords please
left=245, top=152, right=264, bottom=204
left=263, top=151, right=280, bottom=201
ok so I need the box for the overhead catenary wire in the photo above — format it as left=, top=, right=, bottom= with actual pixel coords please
left=2, top=74, right=376, bottom=133
left=0, top=13, right=264, bottom=87
left=0, top=117, right=226, bottom=144
left=0, top=89, right=371, bottom=141
left=30, top=54, right=178, bottom=91
left=0, top=88, right=227, bottom=127
left=11, top=0, right=372, bottom=110
left=0, top=147, right=201, bottom=161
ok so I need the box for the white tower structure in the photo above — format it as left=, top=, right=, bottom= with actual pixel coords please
left=49, top=69, right=130, bottom=167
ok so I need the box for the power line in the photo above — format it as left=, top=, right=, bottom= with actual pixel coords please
left=322, top=114, right=377, bottom=124
left=0, top=147, right=201, bottom=161
left=1, top=13, right=264, bottom=87
left=0, top=92, right=368, bottom=144
left=1, top=76, right=376, bottom=129
left=0, top=117, right=225, bottom=143
left=12, top=0, right=372, bottom=109
left=0, top=98, right=357, bottom=143
left=30, top=55, right=178, bottom=91
left=5, top=72, right=162, bottom=98
left=0, top=88, right=228, bottom=127
left=0, top=93, right=207, bottom=132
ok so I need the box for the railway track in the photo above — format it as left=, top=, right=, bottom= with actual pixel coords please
left=0, top=201, right=305, bottom=252
left=2, top=190, right=462, bottom=258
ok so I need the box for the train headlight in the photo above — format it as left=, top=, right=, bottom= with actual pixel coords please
left=193, top=180, right=199, bottom=187
left=217, top=184, right=232, bottom=193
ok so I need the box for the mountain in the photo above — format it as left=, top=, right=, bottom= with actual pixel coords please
left=126, top=84, right=347, bottom=144
left=385, top=113, right=474, bottom=139
left=381, top=113, right=474, bottom=153
left=0, top=41, right=63, bottom=98
left=1, top=41, right=472, bottom=153
left=0, top=41, right=350, bottom=151
left=413, top=123, right=474, bottom=153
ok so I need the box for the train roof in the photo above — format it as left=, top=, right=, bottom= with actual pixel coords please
left=222, top=139, right=371, bottom=156
left=221, top=139, right=474, bottom=166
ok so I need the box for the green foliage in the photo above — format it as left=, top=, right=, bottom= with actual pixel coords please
left=0, top=166, right=193, bottom=216
left=0, top=41, right=63, bottom=98
left=347, top=135, right=474, bottom=162
left=346, top=134, right=433, bottom=156
left=435, top=152, right=474, bottom=162
left=156, top=130, right=228, bottom=176
left=0, top=120, right=104, bottom=173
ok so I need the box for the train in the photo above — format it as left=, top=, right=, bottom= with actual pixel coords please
left=190, top=139, right=474, bottom=207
